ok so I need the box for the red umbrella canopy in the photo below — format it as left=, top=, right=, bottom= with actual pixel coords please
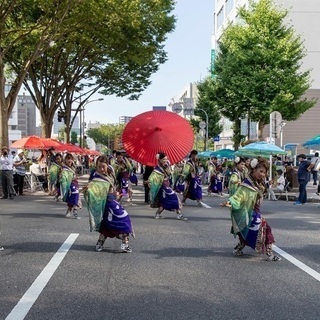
left=10, top=136, right=45, bottom=149
left=56, top=143, right=84, bottom=154
left=82, top=148, right=101, bottom=156
left=39, top=138, right=65, bottom=150
left=122, top=110, right=194, bottom=166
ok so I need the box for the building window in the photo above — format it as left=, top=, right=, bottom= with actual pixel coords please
left=226, top=0, right=234, bottom=15
left=217, top=6, right=225, bottom=29
left=212, top=13, right=216, bottom=34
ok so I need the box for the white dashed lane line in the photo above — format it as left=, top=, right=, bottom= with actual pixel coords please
left=273, top=245, right=320, bottom=281
left=6, top=233, right=79, bottom=320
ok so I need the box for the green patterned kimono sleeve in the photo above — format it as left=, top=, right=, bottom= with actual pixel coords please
left=228, top=185, right=257, bottom=238
left=83, top=180, right=110, bottom=232
left=148, top=171, right=163, bottom=205
left=60, top=169, right=73, bottom=202
left=48, top=163, right=59, bottom=185
left=228, top=172, right=240, bottom=197
left=182, top=163, right=192, bottom=181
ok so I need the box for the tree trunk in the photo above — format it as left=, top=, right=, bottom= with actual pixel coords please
left=40, top=110, right=54, bottom=138
left=247, top=111, right=250, bottom=140
left=0, top=60, right=9, bottom=147
left=64, top=126, right=70, bottom=144
left=0, top=101, right=9, bottom=147
left=41, top=120, right=52, bottom=138
left=232, top=118, right=242, bottom=150
left=257, top=120, right=265, bottom=140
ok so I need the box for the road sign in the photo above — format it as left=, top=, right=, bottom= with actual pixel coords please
left=171, top=103, right=182, bottom=113
left=199, top=121, right=206, bottom=129
left=213, top=135, right=220, bottom=142
left=270, top=111, right=282, bottom=138
left=199, top=129, right=206, bottom=137
left=153, top=106, right=167, bottom=111
left=183, top=97, right=194, bottom=109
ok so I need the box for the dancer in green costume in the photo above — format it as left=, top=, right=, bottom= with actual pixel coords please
left=222, top=157, right=281, bottom=261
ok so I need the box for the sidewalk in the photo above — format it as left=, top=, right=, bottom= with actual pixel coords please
left=276, top=183, right=320, bottom=203
left=4, top=174, right=318, bottom=204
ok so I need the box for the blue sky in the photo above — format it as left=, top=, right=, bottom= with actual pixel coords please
left=87, top=0, right=215, bottom=125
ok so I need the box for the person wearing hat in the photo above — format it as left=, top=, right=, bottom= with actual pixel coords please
left=294, top=154, right=311, bottom=205
left=268, top=169, right=286, bottom=201
left=0, top=146, right=15, bottom=200
left=13, top=149, right=28, bottom=196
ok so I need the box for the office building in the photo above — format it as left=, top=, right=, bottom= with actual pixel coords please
left=16, top=94, right=37, bottom=137
left=119, top=116, right=133, bottom=124
left=170, top=82, right=199, bottom=118
left=213, top=0, right=320, bottom=153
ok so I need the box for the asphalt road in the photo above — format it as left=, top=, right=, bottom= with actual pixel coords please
left=0, top=179, right=320, bottom=320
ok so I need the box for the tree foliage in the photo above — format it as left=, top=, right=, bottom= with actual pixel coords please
left=191, top=77, right=222, bottom=143
left=1, top=0, right=176, bottom=146
left=86, top=123, right=125, bottom=150
left=70, top=131, right=78, bottom=145
left=0, top=0, right=79, bottom=146
left=210, top=0, right=316, bottom=148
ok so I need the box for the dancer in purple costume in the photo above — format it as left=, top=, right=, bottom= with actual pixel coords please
left=149, top=152, right=187, bottom=220
left=182, top=150, right=204, bottom=207
left=112, top=151, right=133, bottom=203
left=60, top=153, right=81, bottom=219
left=84, top=156, right=134, bottom=252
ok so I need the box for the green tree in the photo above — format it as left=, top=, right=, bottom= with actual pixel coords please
left=70, top=131, right=78, bottom=145
left=0, top=0, right=81, bottom=147
left=211, top=0, right=316, bottom=148
left=58, top=126, right=65, bottom=142
left=6, top=0, right=176, bottom=141
left=87, top=123, right=125, bottom=151
left=190, top=77, right=222, bottom=150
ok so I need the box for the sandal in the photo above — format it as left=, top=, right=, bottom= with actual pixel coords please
left=266, top=255, right=281, bottom=261
left=233, top=249, right=244, bottom=256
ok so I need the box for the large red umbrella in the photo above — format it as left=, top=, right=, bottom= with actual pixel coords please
left=39, top=138, right=65, bottom=150
left=82, top=148, right=101, bottom=156
left=122, top=110, right=194, bottom=166
left=10, top=136, right=45, bottom=149
left=55, top=143, right=84, bottom=154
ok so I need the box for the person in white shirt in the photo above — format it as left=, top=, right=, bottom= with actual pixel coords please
left=29, top=158, right=48, bottom=192
left=13, top=149, right=28, bottom=196
left=30, top=158, right=44, bottom=175
left=268, top=169, right=286, bottom=201
left=0, top=146, right=16, bottom=200
left=307, top=152, right=319, bottom=185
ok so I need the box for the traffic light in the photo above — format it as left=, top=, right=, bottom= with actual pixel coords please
left=57, top=110, right=64, bottom=122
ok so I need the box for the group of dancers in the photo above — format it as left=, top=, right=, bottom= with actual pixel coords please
left=47, top=151, right=135, bottom=252
left=46, top=149, right=281, bottom=261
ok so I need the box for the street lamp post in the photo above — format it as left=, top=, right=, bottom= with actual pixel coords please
left=78, top=98, right=104, bottom=148
left=197, top=108, right=209, bottom=150
left=279, top=121, right=286, bottom=149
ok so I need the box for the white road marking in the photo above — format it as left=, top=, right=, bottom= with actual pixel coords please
left=5, top=233, right=79, bottom=320
left=273, top=245, right=320, bottom=281
left=200, top=202, right=212, bottom=208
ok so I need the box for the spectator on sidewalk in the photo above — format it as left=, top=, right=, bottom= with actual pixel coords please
left=29, top=158, right=49, bottom=192
left=308, top=152, right=320, bottom=185
left=13, top=149, right=28, bottom=196
left=294, top=154, right=310, bottom=205
left=0, top=146, right=15, bottom=200
left=268, top=169, right=286, bottom=201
